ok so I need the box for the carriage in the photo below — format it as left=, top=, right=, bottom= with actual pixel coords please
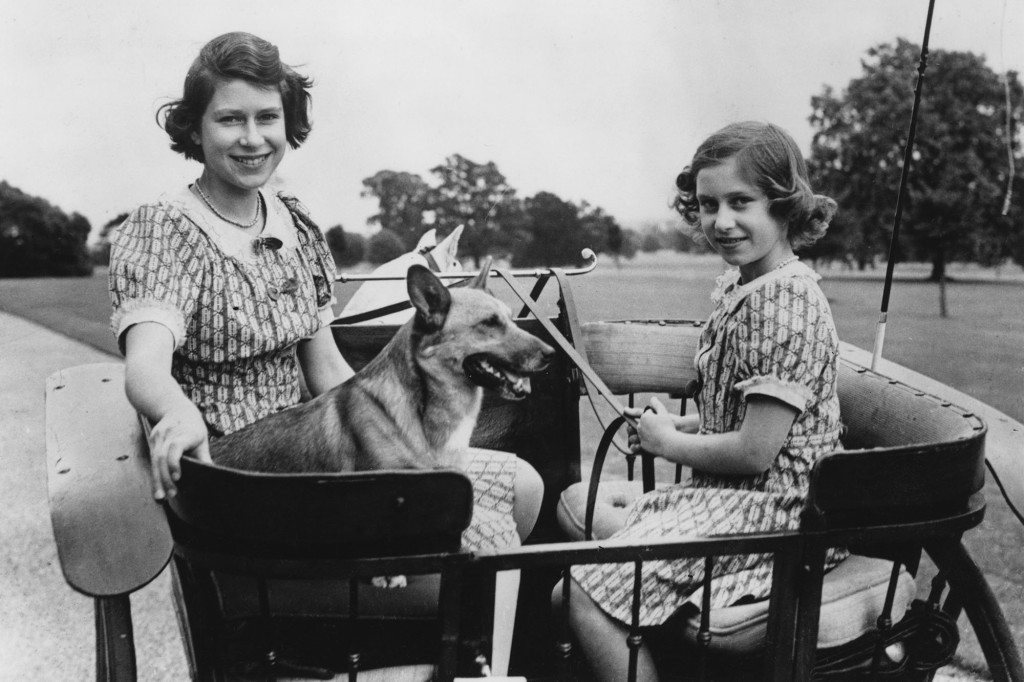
left=44, top=256, right=1024, bottom=682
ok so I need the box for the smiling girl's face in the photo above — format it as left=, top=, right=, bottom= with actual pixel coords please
left=190, top=78, right=287, bottom=198
left=696, top=156, right=794, bottom=282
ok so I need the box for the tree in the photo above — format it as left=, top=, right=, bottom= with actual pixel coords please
left=0, top=181, right=93, bottom=277
left=429, top=154, right=517, bottom=267
left=808, top=39, right=1023, bottom=282
left=326, top=225, right=365, bottom=268
left=578, top=201, right=632, bottom=265
left=512, top=192, right=589, bottom=267
left=365, top=229, right=407, bottom=265
left=360, top=170, right=432, bottom=250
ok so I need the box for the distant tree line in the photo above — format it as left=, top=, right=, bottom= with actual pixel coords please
left=344, top=153, right=639, bottom=268
left=0, top=181, right=93, bottom=277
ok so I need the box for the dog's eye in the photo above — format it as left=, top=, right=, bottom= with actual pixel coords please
left=480, top=314, right=504, bottom=329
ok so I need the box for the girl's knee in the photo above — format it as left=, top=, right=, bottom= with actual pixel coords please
left=516, top=458, right=544, bottom=502
left=514, top=458, right=544, bottom=540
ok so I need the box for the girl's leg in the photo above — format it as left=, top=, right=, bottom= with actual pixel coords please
left=565, top=578, right=660, bottom=682
left=513, top=457, right=544, bottom=541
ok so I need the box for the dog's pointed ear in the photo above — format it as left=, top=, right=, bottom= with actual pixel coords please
left=407, top=264, right=451, bottom=333
left=468, top=256, right=493, bottom=291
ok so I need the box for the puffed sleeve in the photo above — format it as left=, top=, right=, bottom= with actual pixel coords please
left=732, top=276, right=837, bottom=413
left=108, top=203, right=204, bottom=354
left=278, top=192, right=338, bottom=327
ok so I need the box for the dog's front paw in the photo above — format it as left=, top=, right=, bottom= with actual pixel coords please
left=371, top=575, right=408, bottom=589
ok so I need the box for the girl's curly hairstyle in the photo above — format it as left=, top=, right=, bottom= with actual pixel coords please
left=156, top=32, right=313, bottom=163
left=673, top=121, right=836, bottom=249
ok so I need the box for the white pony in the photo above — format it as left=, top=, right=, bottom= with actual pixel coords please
left=339, top=225, right=464, bottom=325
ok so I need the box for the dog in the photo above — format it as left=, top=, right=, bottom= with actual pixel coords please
left=339, top=225, right=464, bottom=325
left=211, top=258, right=554, bottom=474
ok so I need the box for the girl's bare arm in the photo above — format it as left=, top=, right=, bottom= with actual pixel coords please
left=633, top=395, right=797, bottom=476
left=123, top=322, right=211, bottom=499
left=296, top=325, right=355, bottom=397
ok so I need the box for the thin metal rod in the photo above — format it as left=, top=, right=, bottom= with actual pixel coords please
left=335, top=248, right=597, bottom=283
left=872, top=0, right=937, bottom=370
left=627, top=561, right=644, bottom=682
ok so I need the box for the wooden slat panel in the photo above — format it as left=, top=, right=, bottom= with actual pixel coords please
left=581, top=320, right=702, bottom=395
left=45, top=363, right=171, bottom=597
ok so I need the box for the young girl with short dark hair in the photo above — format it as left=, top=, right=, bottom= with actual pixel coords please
left=564, top=121, right=845, bottom=681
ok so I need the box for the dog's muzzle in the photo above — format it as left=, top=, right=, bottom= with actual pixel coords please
left=463, top=354, right=539, bottom=400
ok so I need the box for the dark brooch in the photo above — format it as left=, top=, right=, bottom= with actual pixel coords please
left=268, top=277, right=299, bottom=301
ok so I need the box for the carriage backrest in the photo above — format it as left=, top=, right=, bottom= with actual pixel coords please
left=581, top=320, right=702, bottom=396
left=166, top=461, right=474, bottom=560
left=807, top=365, right=987, bottom=530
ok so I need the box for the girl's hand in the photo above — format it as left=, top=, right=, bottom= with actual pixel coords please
left=633, top=397, right=678, bottom=457
left=623, top=406, right=644, bottom=453
left=673, top=412, right=701, bottom=434
left=147, top=402, right=211, bottom=500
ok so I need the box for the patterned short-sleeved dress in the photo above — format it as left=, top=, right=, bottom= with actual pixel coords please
left=572, top=260, right=847, bottom=627
left=109, top=185, right=519, bottom=551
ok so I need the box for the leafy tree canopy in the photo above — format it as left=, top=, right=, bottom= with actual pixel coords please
left=360, top=170, right=432, bottom=250
left=366, top=228, right=407, bottom=265
left=808, top=39, right=1023, bottom=279
left=429, top=154, right=517, bottom=267
left=326, top=225, right=365, bottom=268
left=513, top=191, right=590, bottom=267
left=361, top=154, right=630, bottom=267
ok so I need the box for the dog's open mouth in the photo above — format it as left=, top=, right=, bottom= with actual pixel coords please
left=464, top=355, right=533, bottom=400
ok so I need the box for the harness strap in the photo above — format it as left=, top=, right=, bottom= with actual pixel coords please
left=331, top=274, right=469, bottom=326
left=492, top=268, right=634, bottom=427
left=419, top=247, right=442, bottom=273
left=331, top=299, right=418, bottom=325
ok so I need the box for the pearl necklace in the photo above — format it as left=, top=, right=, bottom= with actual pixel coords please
left=194, top=180, right=262, bottom=229
left=772, top=255, right=800, bottom=271
left=735, top=256, right=799, bottom=287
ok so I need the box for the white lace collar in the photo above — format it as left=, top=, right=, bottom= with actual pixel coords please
left=710, top=259, right=820, bottom=309
left=163, top=184, right=300, bottom=262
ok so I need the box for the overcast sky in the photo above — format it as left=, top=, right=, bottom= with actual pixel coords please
left=2, top=0, right=1021, bottom=238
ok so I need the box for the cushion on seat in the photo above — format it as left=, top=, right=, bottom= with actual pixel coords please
left=557, top=481, right=917, bottom=653
left=681, top=554, right=916, bottom=653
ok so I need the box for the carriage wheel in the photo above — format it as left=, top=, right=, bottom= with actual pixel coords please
left=925, top=540, right=1024, bottom=682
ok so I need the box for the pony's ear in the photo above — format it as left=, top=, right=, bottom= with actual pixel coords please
left=407, top=264, right=451, bottom=333
left=438, top=225, right=464, bottom=267
left=415, top=229, right=438, bottom=251
left=468, top=257, right=492, bottom=291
